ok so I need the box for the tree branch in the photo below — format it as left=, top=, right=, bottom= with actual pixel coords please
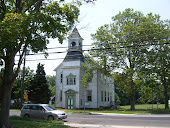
left=12, top=44, right=28, bottom=83
left=35, top=0, right=43, bottom=12
left=15, top=0, right=24, bottom=13
left=1, top=0, right=6, bottom=11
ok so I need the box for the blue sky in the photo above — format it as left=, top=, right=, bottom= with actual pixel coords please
left=25, top=0, right=170, bottom=75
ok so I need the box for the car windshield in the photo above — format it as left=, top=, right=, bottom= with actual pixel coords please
left=43, top=105, right=56, bottom=111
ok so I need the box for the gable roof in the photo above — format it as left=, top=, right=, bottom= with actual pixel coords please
left=53, top=63, right=62, bottom=71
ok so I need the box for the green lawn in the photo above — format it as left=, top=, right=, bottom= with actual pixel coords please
left=10, top=116, right=70, bottom=128
left=64, top=104, right=170, bottom=114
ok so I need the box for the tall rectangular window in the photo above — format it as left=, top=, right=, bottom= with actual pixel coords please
left=101, top=91, right=103, bottom=102
left=80, top=99, right=83, bottom=106
left=105, top=91, right=107, bottom=101
left=60, top=91, right=62, bottom=101
left=87, top=90, right=92, bottom=102
left=70, top=78, right=73, bottom=84
left=60, top=73, right=63, bottom=83
left=108, top=92, right=110, bottom=101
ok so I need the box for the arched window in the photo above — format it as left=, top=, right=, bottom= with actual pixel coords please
left=71, top=42, right=76, bottom=47
left=66, top=73, right=76, bottom=85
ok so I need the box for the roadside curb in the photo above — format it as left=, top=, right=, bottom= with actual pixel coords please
left=89, top=112, right=136, bottom=116
left=89, top=112, right=170, bottom=117
left=88, top=112, right=102, bottom=115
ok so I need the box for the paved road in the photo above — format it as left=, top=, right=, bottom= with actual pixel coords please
left=10, top=110, right=170, bottom=128
left=64, top=113, right=170, bottom=128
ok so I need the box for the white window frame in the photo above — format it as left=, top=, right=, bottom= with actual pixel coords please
left=87, top=90, right=92, bottom=102
left=66, top=73, right=76, bottom=85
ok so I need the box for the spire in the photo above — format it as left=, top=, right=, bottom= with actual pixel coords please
left=68, top=27, right=84, bottom=40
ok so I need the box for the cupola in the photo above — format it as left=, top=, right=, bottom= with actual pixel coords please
left=63, top=28, right=85, bottom=62
left=67, top=27, right=84, bottom=52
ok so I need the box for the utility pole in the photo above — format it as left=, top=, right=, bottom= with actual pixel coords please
left=20, top=50, right=29, bottom=108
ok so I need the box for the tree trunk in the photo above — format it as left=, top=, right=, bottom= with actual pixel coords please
left=0, top=84, right=12, bottom=128
left=0, top=56, right=15, bottom=128
left=129, top=67, right=135, bottom=110
left=163, top=83, right=169, bottom=109
left=160, top=56, right=169, bottom=109
left=130, top=85, right=135, bottom=110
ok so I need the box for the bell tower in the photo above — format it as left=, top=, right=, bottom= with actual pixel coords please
left=67, top=27, right=84, bottom=52
left=63, top=28, right=85, bottom=62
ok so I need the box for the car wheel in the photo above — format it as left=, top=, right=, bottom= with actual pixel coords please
left=48, top=116, right=54, bottom=120
left=24, top=114, right=30, bottom=118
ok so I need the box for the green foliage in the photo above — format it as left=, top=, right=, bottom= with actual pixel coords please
left=91, top=8, right=170, bottom=110
left=0, top=0, right=80, bottom=56
left=113, top=72, right=133, bottom=97
left=46, top=75, right=56, bottom=87
left=81, top=54, right=95, bottom=88
left=114, top=92, right=121, bottom=105
left=0, top=0, right=80, bottom=87
left=49, top=86, right=55, bottom=96
left=46, top=75, right=56, bottom=96
left=11, top=67, right=34, bottom=100
left=28, top=63, right=51, bottom=104
left=80, top=54, right=106, bottom=88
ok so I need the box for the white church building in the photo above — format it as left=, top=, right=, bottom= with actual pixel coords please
left=54, top=28, right=115, bottom=109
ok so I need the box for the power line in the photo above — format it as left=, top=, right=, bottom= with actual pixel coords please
left=25, top=58, right=65, bottom=61
left=14, top=41, right=169, bottom=58
left=46, top=44, right=93, bottom=50
left=14, top=48, right=169, bottom=62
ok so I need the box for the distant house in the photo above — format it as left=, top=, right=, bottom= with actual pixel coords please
left=54, top=28, right=115, bottom=109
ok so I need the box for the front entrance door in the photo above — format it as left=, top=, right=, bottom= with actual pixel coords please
left=67, top=96, right=74, bottom=109
left=65, top=89, right=77, bottom=109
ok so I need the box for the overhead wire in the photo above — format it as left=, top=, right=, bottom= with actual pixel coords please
left=15, top=45, right=169, bottom=62
left=14, top=33, right=169, bottom=62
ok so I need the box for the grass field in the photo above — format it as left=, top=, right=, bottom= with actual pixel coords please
left=10, top=116, right=69, bottom=128
left=64, top=104, right=170, bottom=114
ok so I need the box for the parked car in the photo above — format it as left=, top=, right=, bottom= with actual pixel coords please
left=21, top=104, right=67, bottom=120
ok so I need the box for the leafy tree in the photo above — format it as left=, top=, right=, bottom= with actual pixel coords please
left=81, top=55, right=95, bottom=88
left=90, top=8, right=169, bottom=110
left=49, top=86, right=55, bottom=96
left=114, top=92, right=121, bottom=105
left=0, top=0, right=80, bottom=127
left=137, top=70, right=162, bottom=103
left=80, top=54, right=110, bottom=88
left=46, top=75, right=56, bottom=87
left=146, top=44, right=170, bottom=109
left=46, top=75, right=56, bottom=96
left=28, top=63, right=51, bottom=104
left=11, top=67, right=34, bottom=100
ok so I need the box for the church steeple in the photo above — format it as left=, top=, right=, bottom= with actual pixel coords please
left=63, top=28, right=85, bottom=62
left=67, top=27, right=84, bottom=52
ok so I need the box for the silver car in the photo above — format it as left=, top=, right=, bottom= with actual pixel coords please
left=21, top=104, right=67, bottom=120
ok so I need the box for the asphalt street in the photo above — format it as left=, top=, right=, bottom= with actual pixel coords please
left=64, top=113, right=170, bottom=128
left=10, top=110, right=170, bottom=128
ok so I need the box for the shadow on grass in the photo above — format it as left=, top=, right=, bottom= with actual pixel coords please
left=10, top=116, right=69, bottom=128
